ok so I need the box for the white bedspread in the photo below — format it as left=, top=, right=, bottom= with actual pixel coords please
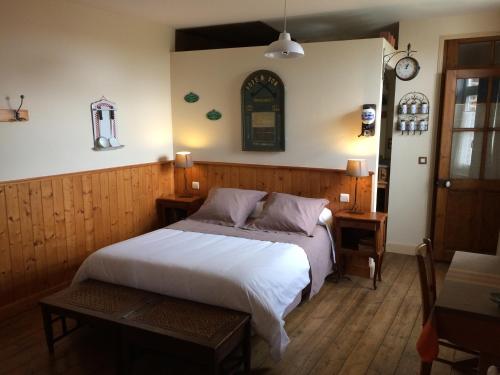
left=73, top=228, right=310, bottom=359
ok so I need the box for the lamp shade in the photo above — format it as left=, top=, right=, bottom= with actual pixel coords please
left=174, top=151, right=193, bottom=168
left=346, top=159, right=368, bottom=177
left=264, top=32, right=304, bottom=59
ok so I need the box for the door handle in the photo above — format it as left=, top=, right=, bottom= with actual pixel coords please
left=436, top=179, right=452, bottom=188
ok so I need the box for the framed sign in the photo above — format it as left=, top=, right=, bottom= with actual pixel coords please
left=241, top=70, right=285, bottom=151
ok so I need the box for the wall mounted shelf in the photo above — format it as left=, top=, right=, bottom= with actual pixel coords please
left=396, top=92, right=430, bottom=135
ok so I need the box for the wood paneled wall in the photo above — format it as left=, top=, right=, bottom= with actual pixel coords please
left=175, top=161, right=372, bottom=213
left=0, top=160, right=371, bottom=318
left=0, top=162, right=173, bottom=314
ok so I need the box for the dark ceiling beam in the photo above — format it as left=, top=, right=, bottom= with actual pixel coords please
left=175, top=21, right=280, bottom=52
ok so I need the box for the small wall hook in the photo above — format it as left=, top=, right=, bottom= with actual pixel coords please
left=0, top=94, right=29, bottom=122
left=15, top=95, right=26, bottom=121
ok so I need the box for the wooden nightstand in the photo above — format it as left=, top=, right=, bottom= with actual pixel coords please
left=156, top=195, right=204, bottom=226
left=334, top=211, right=388, bottom=290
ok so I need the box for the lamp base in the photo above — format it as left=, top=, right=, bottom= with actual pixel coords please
left=348, top=178, right=364, bottom=215
left=179, top=176, right=192, bottom=198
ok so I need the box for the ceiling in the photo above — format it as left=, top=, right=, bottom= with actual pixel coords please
left=70, top=0, right=500, bottom=41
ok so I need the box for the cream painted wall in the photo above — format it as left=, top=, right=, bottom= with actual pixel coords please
left=0, top=0, right=174, bottom=181
left=171, top=39, right=387, bottom=210
left=387, top=10, right=500, bottom=253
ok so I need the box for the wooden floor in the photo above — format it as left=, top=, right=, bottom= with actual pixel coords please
left=0, top=253, right=468, bottom=375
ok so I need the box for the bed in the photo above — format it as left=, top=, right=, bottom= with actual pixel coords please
left=73, top=190, right=335, bottom=360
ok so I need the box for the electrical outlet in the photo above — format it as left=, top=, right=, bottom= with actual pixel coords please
left=192, top=181, right=200, bottom=190
left=340, top=193, right=350, bottom=203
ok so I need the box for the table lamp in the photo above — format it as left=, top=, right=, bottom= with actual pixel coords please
left=346, top=159, right=368, bottom=214
left=175, top=151, right=193, bottom=197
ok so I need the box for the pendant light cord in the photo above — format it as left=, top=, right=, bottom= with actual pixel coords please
left=283, top=0, right=287, bottom=32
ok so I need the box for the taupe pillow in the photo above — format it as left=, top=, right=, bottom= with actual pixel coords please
left=190, top=188, right=267, bottom=227
left=246, top=192, right=329, bottom=236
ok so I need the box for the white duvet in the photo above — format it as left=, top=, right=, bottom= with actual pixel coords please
left=73, top=228, right=310, bottom=359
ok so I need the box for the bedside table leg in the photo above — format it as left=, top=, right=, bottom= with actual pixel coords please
left=243, top=321, right=251, bottom=374
left=378, top=253, right=384, bottom=281
left=336, top=255, right=351, bottom=282
left=159, top=207, right=167, bottom=227
left=373, top=227, right=383, bottom=289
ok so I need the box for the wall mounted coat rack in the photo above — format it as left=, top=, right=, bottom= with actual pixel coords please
left=0, top=95, right=29, bottom=122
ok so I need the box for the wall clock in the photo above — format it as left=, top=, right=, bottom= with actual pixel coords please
left=395, top=56, right=420, bottom=81
left=383, top=43, right=420, bottom=81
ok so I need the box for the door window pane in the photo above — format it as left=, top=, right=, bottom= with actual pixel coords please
left=450, top=131, right=483, bottom=179
left=495, top=41, right=500, bottom=65
left=485, top=131, right=500, bottom=180
left=458, top=41, right=492, bottom=66
left=454, top=78, right=488, bottom=128
left=490, top=78, right=500, bottom=128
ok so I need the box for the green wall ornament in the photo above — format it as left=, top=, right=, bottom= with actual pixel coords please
left=206, top=109, right=222, bottom=121
left=184, top=92, right=199, bottom=103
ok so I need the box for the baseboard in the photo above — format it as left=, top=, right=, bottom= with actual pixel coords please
left=386, top=243, right=416, bottom=256
left=0, top=281, right=70, bottom=322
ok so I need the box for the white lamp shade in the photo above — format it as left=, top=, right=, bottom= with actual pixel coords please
left=175, top=151, right=193, bottom=168
left=346, top=159, right=369, bottom=177
left=264, top=32, right=304, bottom=59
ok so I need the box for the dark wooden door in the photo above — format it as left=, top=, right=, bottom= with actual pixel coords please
left=434, top=68, right=500, bottom=261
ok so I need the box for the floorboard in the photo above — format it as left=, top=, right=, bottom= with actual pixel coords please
left=0, top=253, right=461, bottom=375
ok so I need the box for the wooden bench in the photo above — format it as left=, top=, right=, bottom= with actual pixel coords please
left=39, top=280, right=251, bottom=374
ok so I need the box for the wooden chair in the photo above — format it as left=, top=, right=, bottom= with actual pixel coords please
left=415, top=238, right=478, bottom=375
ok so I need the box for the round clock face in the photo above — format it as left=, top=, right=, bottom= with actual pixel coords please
left=395, top=56, right=420, bottom=81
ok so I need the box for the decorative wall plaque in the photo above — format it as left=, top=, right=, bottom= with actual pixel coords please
left=241, top=70, right=285, bottom=151
left=184, top=92, right=199, bottom=103
left=206, top=109, right=222, bottom=120
left=90, top=97, right=123, bottom=151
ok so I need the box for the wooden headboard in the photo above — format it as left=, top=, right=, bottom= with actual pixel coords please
left=174, top=161, right=372, bottom=212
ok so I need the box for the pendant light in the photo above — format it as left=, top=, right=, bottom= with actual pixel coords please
left=264, top=0, right=304, bottom=59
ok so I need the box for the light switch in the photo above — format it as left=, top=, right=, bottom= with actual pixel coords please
left=418, top=156, right=427, bottom=165
left=192, top=181, right=200, bottom=190
left=340, top=193, right=350, bottom=203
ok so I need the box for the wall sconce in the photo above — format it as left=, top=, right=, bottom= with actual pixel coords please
left=0, top=95, right=29, bottom=122
left=359, top=104, right=376, bottom=137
